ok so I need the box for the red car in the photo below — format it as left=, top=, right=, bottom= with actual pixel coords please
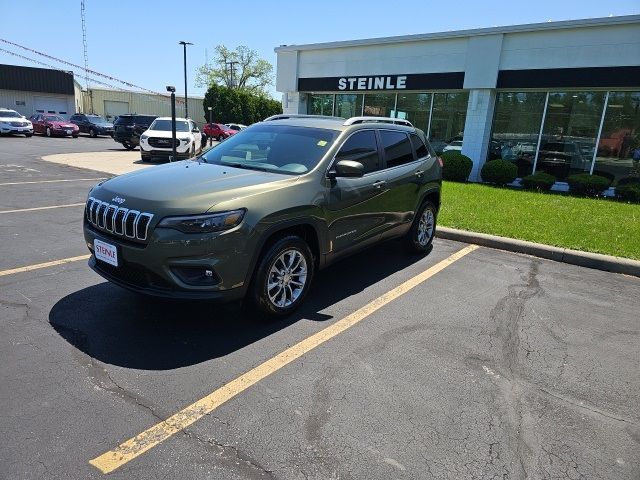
left=29, top=114, right=79, bottom=137
left=203, top=123, right=237, bottom=141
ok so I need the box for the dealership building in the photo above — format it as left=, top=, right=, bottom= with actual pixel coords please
left=275, top=15, right=640, bottom=186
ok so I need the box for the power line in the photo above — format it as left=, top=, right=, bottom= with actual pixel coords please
left=0, top=38, right=185, bottom=103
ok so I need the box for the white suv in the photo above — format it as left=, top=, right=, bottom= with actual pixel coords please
left=0, top=108, right=33, bottom=137
left=139, top=117, right=202, bottom=162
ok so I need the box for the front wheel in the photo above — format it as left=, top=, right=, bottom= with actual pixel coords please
left=89, top=128, right=97, bottom=138
left=122, top=140, right=136, bottom=150
left=217, top=135, right=224, bottom=142
left=251, top=236, right=314, bottom=317
left=25, top=133, right=32, bottom=138
left=405, top=201, right=437, bottom=253
left=46, top=127, right=52, bottom=137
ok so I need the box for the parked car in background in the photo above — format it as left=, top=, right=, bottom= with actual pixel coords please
left=0, top=108, right=33, bottom=137
left=203, top=122, right=237, bottom=141
left=537, top=141, right=586, bottom=178
left=113, top=114, right=157, bottom=150
left=69, top=113, right=114, bottom=138
left=442, top=140, right=463, bottom=153
left=225, top=123, right=248, bottom=132
left=139, top=117, right=202, bottom=162
left=29, top=114, right=79, bottom=137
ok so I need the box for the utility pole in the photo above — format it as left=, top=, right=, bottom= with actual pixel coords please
left=178, top=41, right=193, bottom=118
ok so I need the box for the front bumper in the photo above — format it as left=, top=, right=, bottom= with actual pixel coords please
left=140, top=142, right=192, bottom=160
left=83, top=221, right=251, bottom=301
left=0, top=126, right=33, bottom=134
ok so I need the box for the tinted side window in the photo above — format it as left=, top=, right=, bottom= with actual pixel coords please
left=410, top=133, right=430, bottom=159
left=115, top=116, right=134, bottom=125
left=135, top=115, right=156, bottom=124
left=335, top=130, right=380, bottom=174
left=380, top=131, right=414, bottom=168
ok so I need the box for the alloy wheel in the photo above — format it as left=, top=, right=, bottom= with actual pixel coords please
left=417, top=209, right=435, bottom=246
left=266, top=249, right=308, bottom=308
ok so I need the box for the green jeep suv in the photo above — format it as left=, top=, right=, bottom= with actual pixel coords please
left=83, top=115, right=442, bottom=315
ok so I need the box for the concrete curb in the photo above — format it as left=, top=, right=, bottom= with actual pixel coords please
left=436, top=227, right=640, bottom=277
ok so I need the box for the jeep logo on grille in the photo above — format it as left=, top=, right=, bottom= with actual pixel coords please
left=112, top=196, right=126, bottom=204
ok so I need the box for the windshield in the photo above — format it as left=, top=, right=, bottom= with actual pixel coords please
left=150, top=119, right=190, bottom=132
left=0, top=110, right=21, bottom=118
left=200, top=124, right=338, bottom=175
left=88, top=116, right=110, bottom=125
left=45, top=115, right=65, bottom=122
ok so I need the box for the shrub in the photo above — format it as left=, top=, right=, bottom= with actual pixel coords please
left=567, top=174, right=611, bottom=196
left=480, top=159, right=517, bottom=185
left=616, top=183, right=640, bottom=202
left=440, top=151, right=473, bottom=182
left=617, top=176, right=640, bottom=186
left=521, top=172, right=556, bottom=191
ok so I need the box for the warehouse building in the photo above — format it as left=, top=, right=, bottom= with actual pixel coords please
left=0, top=64, right=205, bottom=124
left=275, top=15, right=640, bottom=186
left=0, top=64, right=83, bottom=117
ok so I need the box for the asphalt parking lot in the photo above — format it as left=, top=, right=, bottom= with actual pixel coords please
left=1, top=134, right=639, bottom=480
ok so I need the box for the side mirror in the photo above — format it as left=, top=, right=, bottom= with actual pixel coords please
left=329, top=160, right=365, bottom=178
left=192, top=128, right=199, bottom=133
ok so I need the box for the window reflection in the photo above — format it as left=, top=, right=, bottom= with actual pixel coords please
left=363, top=93, right=396, bottom=117
left=429, top=92, right=469, bottom=154
left=537, top=91, right=605, bottom=181
left=489, top=92, right=546, bottom=177
left=594, top=92, right=640, bottom=185
left=395, top=93, right=431, bottom=133
left=334, top=94, right=364, bottom=118
left=308, top=94, right=334, bottom=116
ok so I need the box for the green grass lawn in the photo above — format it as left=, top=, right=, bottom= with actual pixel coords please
left=439, top=181, right=640, bottom=260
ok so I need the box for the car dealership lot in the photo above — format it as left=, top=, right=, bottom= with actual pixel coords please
left=1, top=135, right=639, bottom=479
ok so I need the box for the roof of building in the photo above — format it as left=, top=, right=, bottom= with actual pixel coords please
left=275, top=15, right=640, bottom=52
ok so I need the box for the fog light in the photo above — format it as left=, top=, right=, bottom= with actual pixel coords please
left=171, top=266, right=220, bottom=286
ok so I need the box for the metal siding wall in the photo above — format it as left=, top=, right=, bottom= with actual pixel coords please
left=0, top=89, right=75, bottom=117
left=81, top=89, right=205, bottom=124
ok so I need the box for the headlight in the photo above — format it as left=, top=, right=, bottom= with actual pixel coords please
left=140, top=134, right=148, bottom=141
left=180, top=137, right=191, bottom=144
left=157, top=209, right=245, bottom=233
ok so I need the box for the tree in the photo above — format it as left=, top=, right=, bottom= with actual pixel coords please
left=196, top=45, right=274, bottom=96
left=203, top=84, right=282, bottom=125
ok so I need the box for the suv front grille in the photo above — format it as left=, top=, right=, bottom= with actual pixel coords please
left=148, top=137, right=179, bottom=148
left=95, top=260, right=171, bottom=290
left=86, top=197, right=153, bottom=241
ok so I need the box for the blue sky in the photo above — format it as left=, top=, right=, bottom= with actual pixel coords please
left=0, top=1, right=637, bottom=100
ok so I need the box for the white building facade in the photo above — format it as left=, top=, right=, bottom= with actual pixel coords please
left=275, top=16, right=640, bottom=185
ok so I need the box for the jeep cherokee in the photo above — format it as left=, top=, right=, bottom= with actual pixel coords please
left=83, top=115, right=442, bottom=316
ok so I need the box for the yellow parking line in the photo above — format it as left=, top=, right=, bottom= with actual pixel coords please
left=89, top=244, right=479, bottom=474
left=0, top=203, right=84, bottom=214
left=0, top=178, right=105, bottom=186
left=0, top=254, right=90, bottom=277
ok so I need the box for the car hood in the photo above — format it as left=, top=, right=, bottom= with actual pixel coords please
left=1, top=117, right=29, bottom=123
left=48, top=121, right=77, bottom=128
left=143, top=129, right=190, bottom=139
left=91, top=160, right=297, bottom=215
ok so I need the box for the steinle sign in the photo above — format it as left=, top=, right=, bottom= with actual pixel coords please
left=338, top=75, right=407, bottom=91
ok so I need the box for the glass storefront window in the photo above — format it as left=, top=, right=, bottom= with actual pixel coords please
left=429, top=92, right=469, bottom=154
left=335, top=94, right=364, bottom=118
left=489, top=92, right=546, bottom=177
left=395, top=93, right=431, bottom=133
left=308, top=94, right=334, bottom=116
left=363, top=93, right=396, bottom=117
left=594, top=92, right=640, bottom=185
left=536, top=91, right=606, bottom=181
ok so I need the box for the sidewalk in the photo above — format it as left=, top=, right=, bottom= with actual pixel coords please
left=41, top=151, right=149, bottom=176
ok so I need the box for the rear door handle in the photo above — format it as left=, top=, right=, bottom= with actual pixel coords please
left=415, top=170, right=424, bottom=177
left=372, top=180, right=386, bottom=189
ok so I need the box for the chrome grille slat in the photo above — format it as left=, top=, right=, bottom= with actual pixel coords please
left=85, top=198, right=153, bottom=242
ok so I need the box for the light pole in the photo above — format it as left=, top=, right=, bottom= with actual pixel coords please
left=178, top=41, right=193, bottom=118
left=207, top=106, right=213, bottom=146
left=167, top=86, right=177, bottom=162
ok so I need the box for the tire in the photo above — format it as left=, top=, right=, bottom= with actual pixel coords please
left=46, top=127, right=52, bottom=137
left=25, top=133, right=32, bottom=138
left=89, top=128, right=97, bottom=138
left=405, top=201, right=437, bottom=253
left=251, top=236, right=314, bottom=317
left=190, top=144, right=195, bottom=158
left=122, top=140, right=136, bottom=150
left=217, top=135, right=224, bottom=142
left=72, top=134, right=78, bottom=138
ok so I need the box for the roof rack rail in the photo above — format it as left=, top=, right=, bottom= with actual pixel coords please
left=263, top=114, right=344, bottom=121
left=343, top=116, right=413, bottom=127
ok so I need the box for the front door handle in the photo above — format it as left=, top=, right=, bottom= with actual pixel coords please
left=372, top=180, right=386, bottom=189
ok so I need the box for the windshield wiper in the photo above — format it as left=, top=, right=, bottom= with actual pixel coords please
left=221, top=162, right=270, bottom=172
